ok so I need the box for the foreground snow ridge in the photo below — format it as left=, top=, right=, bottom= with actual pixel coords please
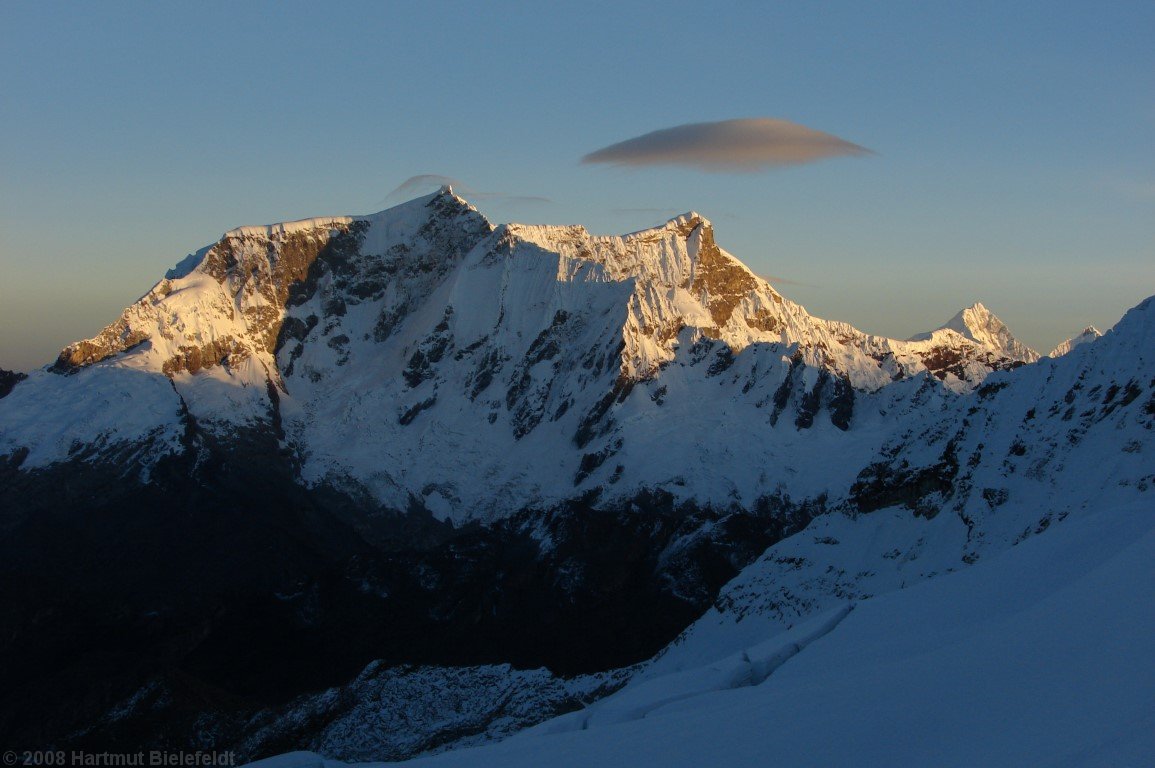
left=250, top=500, right=1155, bottom=768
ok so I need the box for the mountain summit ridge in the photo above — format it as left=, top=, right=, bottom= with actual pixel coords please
left=4, top=190, right=1049, bottom=518
left=47, top=190, right=1039, bottom=391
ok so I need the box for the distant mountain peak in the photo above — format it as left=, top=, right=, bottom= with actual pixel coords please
left=910, top=302, right=1039, bottom=364
left=1048, top=326, right=1102, bottom=358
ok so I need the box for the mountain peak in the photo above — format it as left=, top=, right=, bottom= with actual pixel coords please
left=50, top=190, right=492, bottom=376
left=965, top=300, right=987, bottom=312
left=947, top=302, right=994, bottom=331
left=669, top=211, right=711, bottom=230
left=910, top=302, right=1039, bottom=364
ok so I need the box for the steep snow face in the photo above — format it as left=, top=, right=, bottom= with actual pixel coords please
left=50, top=189, right=488, bottom=404
left=0, top=365, right=185, bottom=471
left=0, top=191, right=1051, bottom=516
left=910, top=301, right=1040, bottom=364
left=1048, top=325, right=1102, bottom=357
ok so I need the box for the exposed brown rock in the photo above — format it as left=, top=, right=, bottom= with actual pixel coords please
left=245, top=305, right=283, bottom=354
left=745, top=309, right=781, bottom=333
left=52, top=322, right=150, bottom=372
left=918, top=345, right=966, bottom=381
left=52, top=222, right=367, bottom=378
left=161, top=336, right=250, bottom=376
left=687, top=220, right=758, bottom=331
left=199, top=235, right=239, bottom=283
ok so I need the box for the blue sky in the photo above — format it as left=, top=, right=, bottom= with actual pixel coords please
left=1, top=0, right=1152, bottom=370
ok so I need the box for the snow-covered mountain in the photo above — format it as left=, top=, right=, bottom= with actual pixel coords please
left=1049, top=325, right=1102, bottom=357
left=909, top=300, right=1039, bottom=365
left=3, top=188, right=1033, bottom=517
left=0, top=189, right=1150, bottom=762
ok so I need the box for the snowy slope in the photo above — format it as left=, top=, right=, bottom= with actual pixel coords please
left=542, top=294, right=1152, bottom=740
left=856, top=296, right=1153, bottom=554
left=249, top=498, right=1155, bottom=768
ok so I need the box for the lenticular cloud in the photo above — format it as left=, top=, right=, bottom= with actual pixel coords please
left=582, top=118, right=872, bottom=172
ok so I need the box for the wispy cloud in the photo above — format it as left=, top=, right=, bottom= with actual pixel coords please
left=384, top=175, right=552, bottom=206
left=759, top=273, right=817, bottom=288
left=384, top=174, right=460, bottom=202
left=582, top=118, right=872, bottom=172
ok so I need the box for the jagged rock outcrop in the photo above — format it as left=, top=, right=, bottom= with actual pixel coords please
left=0, top=368, right=25, bottom=399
